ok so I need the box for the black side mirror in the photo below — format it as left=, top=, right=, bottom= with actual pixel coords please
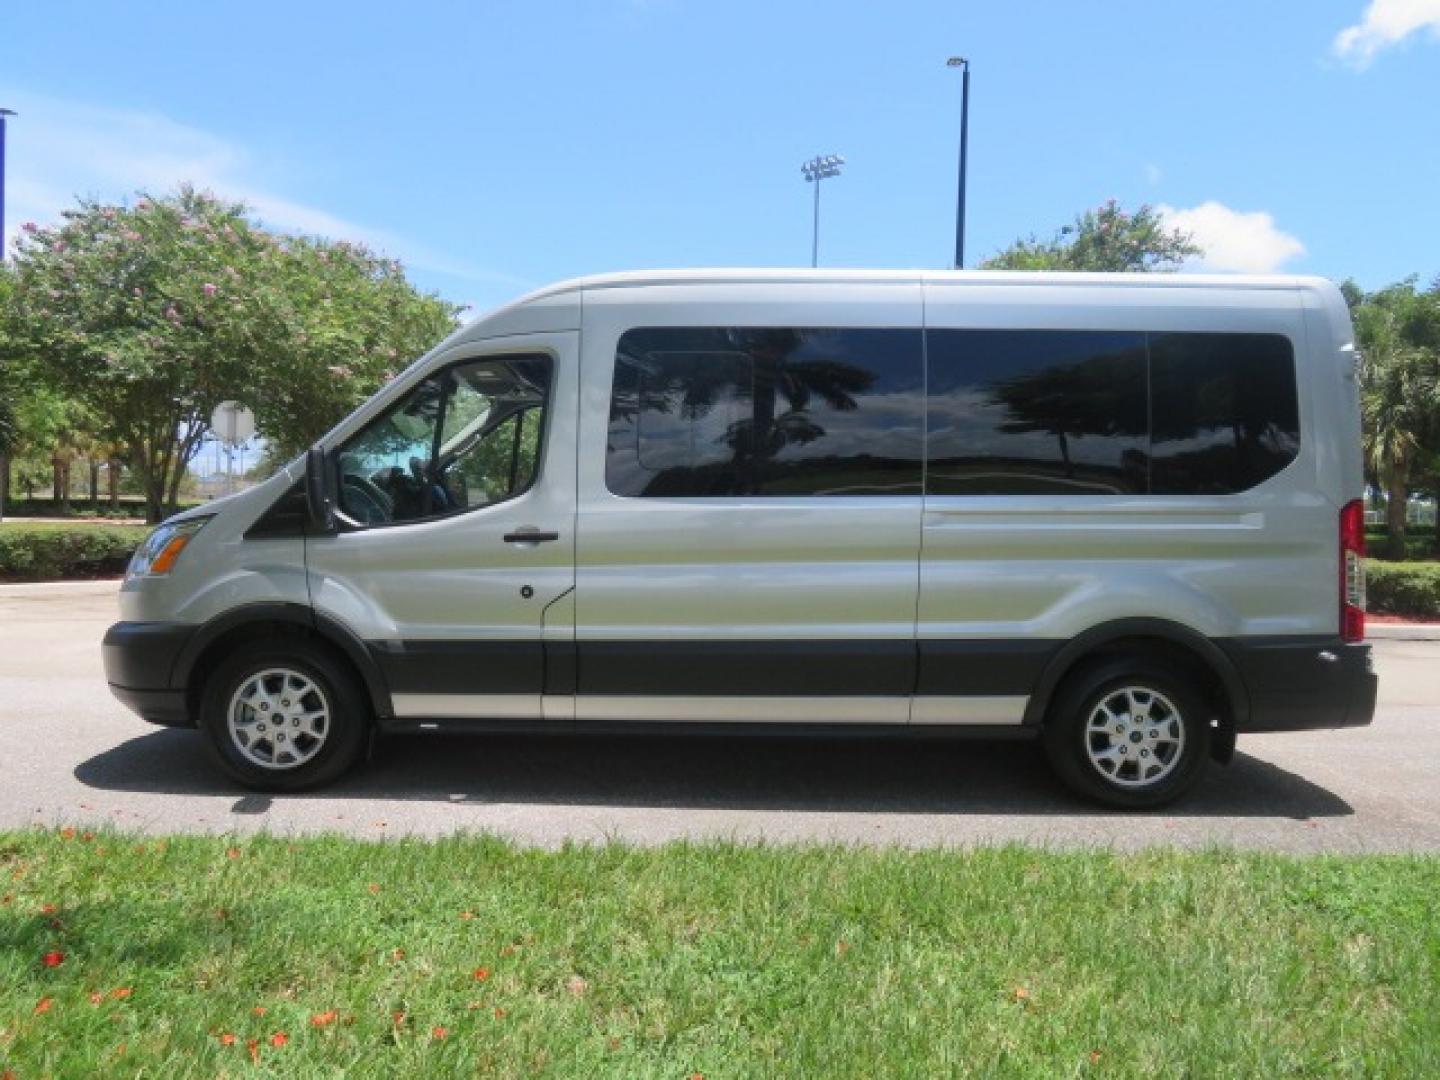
left=304, top=445, right=336, bottom=534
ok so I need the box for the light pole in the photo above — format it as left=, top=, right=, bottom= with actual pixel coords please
left=946, top=57, right=970, bottom=269
left=800, top=153, right=844, bottom=268
left=0, top=109, right=15, bottom=263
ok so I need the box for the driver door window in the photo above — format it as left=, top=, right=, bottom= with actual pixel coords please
left=336, top=355, right=552, bottom=525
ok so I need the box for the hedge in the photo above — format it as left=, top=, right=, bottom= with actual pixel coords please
left=1366, top=558, right=1440, bottom=618
left=0, top=523, right=149, bottom=581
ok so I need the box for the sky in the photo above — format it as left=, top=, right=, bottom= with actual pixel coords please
left=2, top=0, right=1437, bottom=317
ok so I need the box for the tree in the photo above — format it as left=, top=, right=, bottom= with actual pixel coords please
left=247, top=236, right=461, bottom=461
left=0, top=267, right=16, bottom=519
left=982, top=200, right=1201, bottom=273
left=5, top=187, right=459, bottom=522
left=1351, top=280, right=1440, bottom=560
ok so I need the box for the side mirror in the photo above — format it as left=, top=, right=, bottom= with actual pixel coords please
left=303, top=445, right=337, bottom=534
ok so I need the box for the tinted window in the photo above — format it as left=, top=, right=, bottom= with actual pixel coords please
left=607, top=327, right=923, bottom=497
left=926, top=330, right=1149, bottom=495
left=336, top=355, right=550, bottom=524
left=1149, top=332, right=1299, bottom=495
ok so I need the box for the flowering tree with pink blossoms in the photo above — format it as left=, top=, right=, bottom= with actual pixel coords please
left=5, top=187, right=458, bottom=521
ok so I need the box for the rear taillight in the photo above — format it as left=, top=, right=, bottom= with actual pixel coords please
left=1340, top=499, right=1366, bottom=643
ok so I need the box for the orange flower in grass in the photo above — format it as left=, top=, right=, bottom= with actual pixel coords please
left=473, top=966, right=491, bottom=981
left=42, top=950, right=64, bottom=968
left=311, top=1009, right=338, bottom=1028
left=219, top=1032, right=237, bottom=1046
left=431, top=1026, right=449, bottom=1040
left=110, top=987, right=133, bottom=1000
left=35, top=996, right=54, bottom=1014
left=270, top=1032, right=289, bottom=1048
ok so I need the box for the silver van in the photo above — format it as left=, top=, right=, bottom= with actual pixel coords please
left=103, top=270, right=1377, bottom=808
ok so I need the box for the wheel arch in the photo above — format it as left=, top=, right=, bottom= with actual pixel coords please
left=1024, top=618, right=1246, bottom=762
left=174, top=603, right=392, bottom=725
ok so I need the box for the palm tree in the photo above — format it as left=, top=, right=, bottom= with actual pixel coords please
left=1357, top=295, right=1435, bottom=560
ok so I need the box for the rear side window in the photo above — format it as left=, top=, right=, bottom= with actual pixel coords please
left=925, top=329, right=1299, bottom=496
left=607, top=327, right=924, bottom=497
left=926, top=330, right=1149, bottom=496
left=1149, top=333, right=1299, bottom=495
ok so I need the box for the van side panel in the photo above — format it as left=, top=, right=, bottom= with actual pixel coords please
left=573, top=283, right=925, bottom=714
left=917, top=283, right=1338, bottom=673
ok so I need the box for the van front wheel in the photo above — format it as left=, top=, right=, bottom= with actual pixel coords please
left=1042, top=659, right=1211, bottom=809
left=199, top=640, right=368, bottom=792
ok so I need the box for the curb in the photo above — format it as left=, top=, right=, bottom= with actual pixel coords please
left=1368, top=624, right=1440, bottom=641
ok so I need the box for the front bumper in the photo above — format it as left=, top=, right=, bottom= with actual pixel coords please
left=102, top=621, right=197, bottom=728
left=1220, top=637, right=1377, bottom=733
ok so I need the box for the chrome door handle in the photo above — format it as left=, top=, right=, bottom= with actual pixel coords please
left=503, top=528, right=560, bottom=544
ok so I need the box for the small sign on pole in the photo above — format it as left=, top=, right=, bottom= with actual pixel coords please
left=210, top=402, right=256, bottom=496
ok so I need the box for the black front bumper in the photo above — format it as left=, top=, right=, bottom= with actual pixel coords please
left=102, top=621, right=197, bottom=728
left=1220, top=637, right=1377, bottom=733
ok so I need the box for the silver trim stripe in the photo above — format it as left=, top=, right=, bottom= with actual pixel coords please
left=392, top=694, right=1028, bottom=725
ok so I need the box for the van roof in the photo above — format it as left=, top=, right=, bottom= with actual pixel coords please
left=516, top=267, right=1333, bottom=302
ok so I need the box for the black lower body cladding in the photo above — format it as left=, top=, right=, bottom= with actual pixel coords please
left=1218, top=637, right=1377, bottom=732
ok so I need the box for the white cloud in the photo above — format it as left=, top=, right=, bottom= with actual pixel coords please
left=1157, top=201, right=1306, bottom=274
left=1333, top=0, right=1440, bottom=68
left=0, top=91, right=525, bottom=290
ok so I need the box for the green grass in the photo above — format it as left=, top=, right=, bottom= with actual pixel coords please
left=2, top=832, right=1438, bottom=1078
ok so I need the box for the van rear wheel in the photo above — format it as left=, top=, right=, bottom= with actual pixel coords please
left=1041, top=659, right=1211, bottom=809
left=198, top=640, right=368, bottom=792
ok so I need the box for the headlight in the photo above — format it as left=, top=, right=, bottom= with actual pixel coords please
left=127, top=517, right=212, bottom=578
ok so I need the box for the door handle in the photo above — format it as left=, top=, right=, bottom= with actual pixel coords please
left=503, top=528, right=560, bottom=544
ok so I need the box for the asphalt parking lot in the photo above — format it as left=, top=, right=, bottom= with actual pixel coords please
left=2, top=580, right=1437, bottom=851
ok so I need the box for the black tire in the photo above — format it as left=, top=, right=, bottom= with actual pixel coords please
left=198, top=639, right=369, bottom=792
left=1041, top=658, right=1212, bottom=809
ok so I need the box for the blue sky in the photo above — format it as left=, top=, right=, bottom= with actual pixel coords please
left=2, top=1, right=1437, bottom=315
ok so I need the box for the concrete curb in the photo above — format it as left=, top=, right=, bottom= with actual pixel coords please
left=1368, top=623, right=1440, bottom=641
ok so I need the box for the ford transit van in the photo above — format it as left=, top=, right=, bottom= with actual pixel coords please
left=102, top=270, right=1377, bottom=808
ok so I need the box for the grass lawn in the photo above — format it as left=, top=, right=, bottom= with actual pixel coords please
left=2, top=832, right=1438, bottom=1077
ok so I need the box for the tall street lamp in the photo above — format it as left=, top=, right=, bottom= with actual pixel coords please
left=801, top=153, right=844, bottom=268
left=946, top=57, right=970, bottom=269
left=0, top=109, right=15, bottom=263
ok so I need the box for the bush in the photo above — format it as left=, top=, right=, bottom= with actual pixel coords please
left=1366, top=559, right=1440, bottom=618
left=0, top=523, right=149, bottom=581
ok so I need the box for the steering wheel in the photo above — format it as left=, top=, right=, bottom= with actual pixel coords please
left=340, top=472, right=393, bottom=524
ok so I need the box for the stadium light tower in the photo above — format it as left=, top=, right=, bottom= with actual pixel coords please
left=800, top=153, right=844, bottom=268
